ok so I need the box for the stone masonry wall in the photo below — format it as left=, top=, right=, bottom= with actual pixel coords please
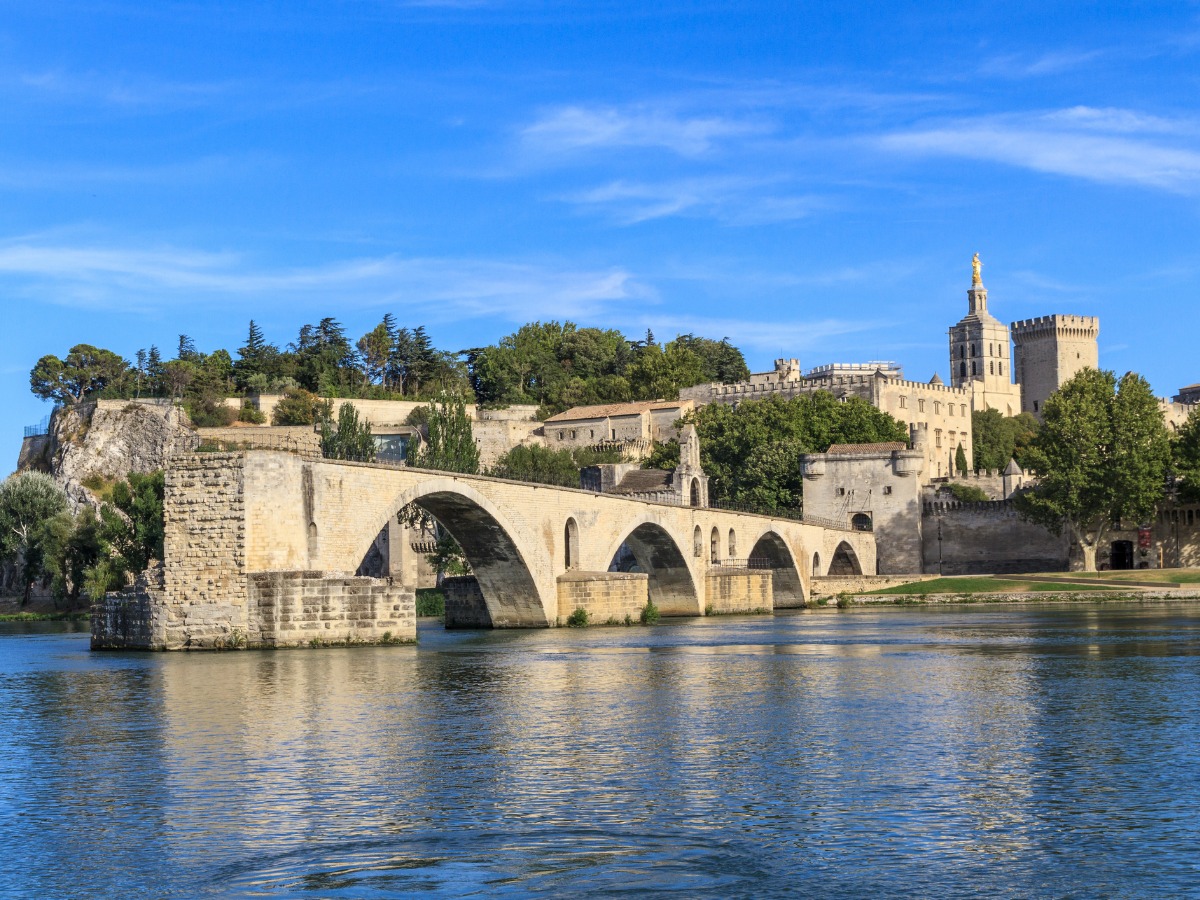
left=705, top=569, right=773, bottom=613
left=923, top=500, right=1068, bottom=574
left=443, top=576, right=492, bottom=629
left=91, top=567, right=169, bottom=650
left=247, top=571, right=415, bottom=646
left=161, top=453, right=250, bottom=649
left=556, top=571, right=649, bottom=624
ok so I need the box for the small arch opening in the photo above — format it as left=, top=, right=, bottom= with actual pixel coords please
left=812, top=552, right=821, bottom=577
left=564, top=517, right=579, bottom=570
left=690, top=478, right=701, bottom=507
left=728, top=528, right=737, bottom=558
left=828, top=541, right=863, bottom=576
left=710, top=526, right=720, bottom=564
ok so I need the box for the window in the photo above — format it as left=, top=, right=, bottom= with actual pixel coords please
left=1034, top=401, right=1039, bottom=413
left=970, top=343, right=976, bottom=357
left=990, top=361, right=994, bottom=375
left=851, top=513, right=873, bottom=532
left=935, top=429, right=943, bottom=448
left=998, top=362, right=1003, bottom=376
left=728, top=529, right=737, bottom=557
left=960, top=361, right=967, bottom=379
left=972, top=361, right=977, bottom=376
left=961, top=405, right=967, bottom=417
left=558, top=431, right=564, bottom=441
left=836, top=487, right=846, bottom=496
left=959, top=346, right=966, bottom=359
left=899, top=395, right=907, bottom=409
left=883, top=485, right=892, bottom=495
left=934, top=401, right=941, bottom=415
left=918, top=399, right=926, bottom=412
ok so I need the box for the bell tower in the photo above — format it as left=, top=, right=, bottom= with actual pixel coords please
left=948, top=254, right=1021, bottom=416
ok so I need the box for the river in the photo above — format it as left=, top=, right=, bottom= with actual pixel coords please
left=2, top=603, right=1199, bottom=898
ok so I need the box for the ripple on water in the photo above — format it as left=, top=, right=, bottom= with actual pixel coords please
left=2, top=604, right=1200, bottom=898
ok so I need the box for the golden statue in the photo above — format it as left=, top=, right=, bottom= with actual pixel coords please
left=971, top=252, right=983, bottom=286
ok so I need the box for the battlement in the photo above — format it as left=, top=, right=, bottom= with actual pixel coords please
left=1010, top=314, right=1100, bottom=337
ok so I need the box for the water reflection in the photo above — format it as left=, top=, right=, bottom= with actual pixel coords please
left=2, top=603, right=1200, bottom=897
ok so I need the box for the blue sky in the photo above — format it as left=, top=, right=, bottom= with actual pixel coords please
left=3, top=1, right=1199, bottom=455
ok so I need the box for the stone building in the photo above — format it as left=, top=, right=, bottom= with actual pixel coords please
left=799, top=425, right=927, bottom=574
left=1175, top=383, right=1200, bottom=406
left=948, top=254, right=1023, bottom=416
left=543, top=399, right=694, bottom=457
left=1010, top=314, right=1100, bottom=418
left=581, top=424, right=709, bottom=507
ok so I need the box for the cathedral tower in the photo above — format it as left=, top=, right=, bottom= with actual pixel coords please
left=948, top=254, right=1021, bottom=416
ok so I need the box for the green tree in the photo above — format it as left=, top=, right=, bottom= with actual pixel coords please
left=271, top=387, right=333, bottom=426
left=1174, top=407, right=1200, bottom=503
left=357, top=320, right=394, bottom=387
left=972, top=409, right=1040, bottom=472
left=671, top=334, right=750, bottom=384
left=0, top=472, right=69, bottom=604
left=233, top=320, right=284, bottom=393
left=46, top=507, right=105, bottom=606
left=320, top=403, right=377, bottom=461
left=411, top=393, right=479, bottom=474
left=489, top=444, right=625, bottom=488
left=626, top=340, right=705, bottom=401
left=1015, top=369, right=1170, bottom=571
left=146, top=345, right=164, bottom=397
left=103, top=472, right=166, bottom=574
left=29, top=344, right=130, bottom=405
left=657, top=393, right=909, bottom=511
left=955, top=444, right=968, bottom=476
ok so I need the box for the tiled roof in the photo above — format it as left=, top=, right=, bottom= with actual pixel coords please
left=545, top=400, right=691, bottom=423
left=824, top=442, right=908, bottom=455
left=610, top=469, right=674, bottom=494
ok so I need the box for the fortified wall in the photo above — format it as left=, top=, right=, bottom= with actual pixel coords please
left=922, top=500, right=1069, bottom=575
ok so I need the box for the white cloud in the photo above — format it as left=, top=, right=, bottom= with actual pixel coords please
left=521, top=105, right=765, bottom=158
left=880, top=108, right=1200, bottom=192
left=560, top=176, right=821, bottom=225
left=979, top=50, right=1103, bottom=78
left=0, top=238, right=652, bottom=323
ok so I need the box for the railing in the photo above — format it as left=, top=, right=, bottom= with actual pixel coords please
left=714, top=557, right=778, bottom=569
left=23, top=415, right=51, bottom=438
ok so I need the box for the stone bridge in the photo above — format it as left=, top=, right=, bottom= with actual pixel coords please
left=93, top=451, right=874, bottom=650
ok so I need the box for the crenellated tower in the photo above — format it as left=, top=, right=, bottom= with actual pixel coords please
left=1010, top=314, right=1100, bottom=419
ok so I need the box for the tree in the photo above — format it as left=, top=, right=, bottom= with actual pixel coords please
left=272, top=387, right=333, bottom=426
left=955, top=444, right=968, bottom=476
left=161, top=359, right=195, bottom=402
left=134, top=349, right=147, bottom=399
left=357, top=321, right=394, bottom=387
left=1174, top=407, right=1200, bottom=503
left=972, top=409, right=1040, bottom=472
left=411, top=393, right=479, bottom=474
left=1015, top=369, right=1170, bottom=571
left=320, top=403, right=376, bottom=461
left=46, top=507, right=105, bottom=606
left=234, top=320, right=284, bottom=393
left=657, top=393, right=909, bottom=511
left=30, top=344, right=130, bottom=405
left=177, top=334, right=198, bottom=361
left=626, top=340, right=705, bottom=401
left=0, top=472, right=69, bottom=604
left=103, top=472, right=165, bottom=574
left=146, top=345, right=164, bottom=397
left=489, top=444, right=624, bottom=488
left=671, top=334, right=750, bottom=384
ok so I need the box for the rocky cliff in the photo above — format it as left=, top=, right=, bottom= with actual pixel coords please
left=31, top=400, right=198, bottom=511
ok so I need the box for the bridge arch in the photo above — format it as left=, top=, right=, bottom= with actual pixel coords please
left=828, top=540, right=863, bottom=576
left=747, top=528, right=806, bottom=607
left=603, top=520, right=700, bottom=617
left=363, top=479, right=551, bottom=627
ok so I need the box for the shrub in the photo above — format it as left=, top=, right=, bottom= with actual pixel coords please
left=640, top=600, right=660, bottom=625
left=947, top=482, right=989, bottom=503
left=415, top=588, right=445, bottom=617
left=238, top=401, right=266, bottom=424
left=566, top=607, right=590, bottom=627
left=272, top=388, right=333, bottom=426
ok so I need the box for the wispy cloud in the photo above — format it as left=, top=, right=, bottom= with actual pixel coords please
left=559, top=176, right=823, bottom=225
left=0, top=238, right=652, bottom=322
left=880, top=107, right=1200, bottom=192
left=978, top=50, right=1104, bottom=78
left=521, top=104, right=765, bottom=158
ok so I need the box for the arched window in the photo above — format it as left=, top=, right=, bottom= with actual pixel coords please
left=728, top=529, right=737, bottom=558
left=972, top=361, right=977, bottom=376
left=564, top=518, right=579, bottom=570
left=990, top=361, right=994, bottom=375
left=851, top=513, right=873, bottom=532
left=959, top=346, right=965, bottom=359
left=710, top=527, right=720, bottom=564
left=960, top=361, right=967, bottom=378
left=970, top=343, right=976, bottom=357
left=690, top=478, right=701, bottom=507
left=693, top=525, right=703, bottom=558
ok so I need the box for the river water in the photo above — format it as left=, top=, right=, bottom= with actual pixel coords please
left=2, top=604, right=1199, bottom=898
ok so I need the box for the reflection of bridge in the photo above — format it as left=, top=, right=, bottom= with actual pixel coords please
left=99, top=451, right=874, bottom=650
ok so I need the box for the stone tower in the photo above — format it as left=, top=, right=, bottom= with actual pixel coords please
left=1010, top=314, right=1100, bottom=418
left=948, top=254, right=1022, bottom=416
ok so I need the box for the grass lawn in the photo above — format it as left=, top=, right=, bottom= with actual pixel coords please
left=1056, top=569, right=1200, bottom=585
left=868, top=576, right=1120, bottom=596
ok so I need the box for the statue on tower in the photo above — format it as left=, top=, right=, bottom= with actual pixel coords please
left=971, top=252, right=983, bottom=286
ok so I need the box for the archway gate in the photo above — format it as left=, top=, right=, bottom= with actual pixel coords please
left=132, top=451, right=875, bottom=650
